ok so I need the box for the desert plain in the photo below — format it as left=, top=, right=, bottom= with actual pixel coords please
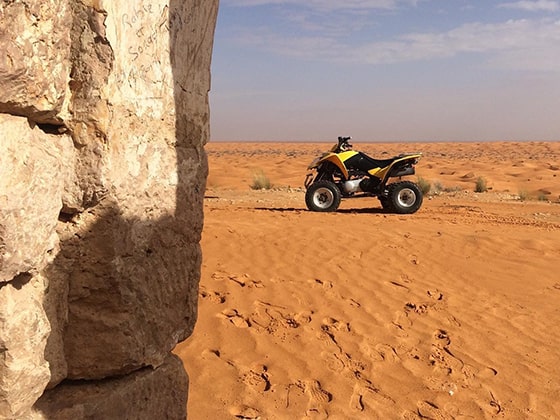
left=174, top=141, right=560, bottom=419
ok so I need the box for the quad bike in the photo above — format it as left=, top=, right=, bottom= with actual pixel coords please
left=304, top=137, right=423, bottom=214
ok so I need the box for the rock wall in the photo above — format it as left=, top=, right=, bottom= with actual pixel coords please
left=0, top=1, right=218, bottom=418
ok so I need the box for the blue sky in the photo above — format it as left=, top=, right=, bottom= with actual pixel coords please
left=209, top=0, right=560, bottom=142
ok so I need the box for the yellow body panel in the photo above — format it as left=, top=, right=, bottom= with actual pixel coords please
left=322, top=151, right=358, bottom=179
left=309, top=149, right=422, bottom=183
left=337, top=151, right=359, bottom=162
left=367, top=167, right=382, bottom=177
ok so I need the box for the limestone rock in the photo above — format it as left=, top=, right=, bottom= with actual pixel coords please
left=0, top=114, right=74, bottom=283
left=0, top=0, right=72, bottom=123
left=58, top=203, right=205, bottom=379
left=33, top=354, right=188, bottom=420
left=0, top=275, right=50, bottom=419
left=0, top=0, right=218, bottom=415
left=41, top=269, right=69, bottom=389
left=53, top=0, right=218, bottom=379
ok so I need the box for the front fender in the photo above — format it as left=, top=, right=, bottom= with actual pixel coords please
left=308, top=152, right=352, bottom=179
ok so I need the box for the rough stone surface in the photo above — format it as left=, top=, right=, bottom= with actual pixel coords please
left=57, top=204, right=205, bottom=379
left=41, top=267, right=69, bottom=389
left=0, top=114, right=74, bottom=283
left=0, top=0, right=72, bottom=123
left=32, top=355, right=188, bottom=420
left=0, top=0, right=217, bottom=417
left=56, top=0, right=218, bottom=380
left=0, top=275, right=50, bottom=419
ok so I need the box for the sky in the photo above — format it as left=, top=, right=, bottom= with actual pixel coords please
left=209, top=0, right=560, bottom=142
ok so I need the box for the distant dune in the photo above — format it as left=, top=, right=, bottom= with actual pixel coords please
left=175, top=141, right=560, bottom=418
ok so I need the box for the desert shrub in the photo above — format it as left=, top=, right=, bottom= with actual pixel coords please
left=432, top=181, right=444, bottom=193
left=444, top=185, right=462, bottom=193
left=250, top=170, right=272, bottom=190
left=474, top=176, right=488, bottom=193
left=518, top=190, right=529, bottom=201
left=538, top=193, right=548, bottom=202
left=417, top=176, right=431, bottom=195
left=433, top=181, right=462, bottom=194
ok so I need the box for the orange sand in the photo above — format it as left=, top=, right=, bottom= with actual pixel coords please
left=174, top=141, right=560, bottom=419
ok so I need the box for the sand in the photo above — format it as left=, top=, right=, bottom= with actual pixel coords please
left=173, top=141, right=560, bottom=419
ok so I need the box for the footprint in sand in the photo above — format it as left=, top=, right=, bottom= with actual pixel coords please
left=478, top=366, right=498, bottom=379
left=303, top=407, right=329, bottom=420
left=429, top=329, right=465, bottom=377
left=211, top=271, right=263, bottom=288
left=241, top=365, right=271, bottom=392
left=285, top=381, right=331, bottom=420
left=374, top=343, right=400, bottom=362
left=434, top=329, right=451, bottom=346
left=321, top=352, right=345, bottom=373
left=304, top=380, right=332, bottom=403
left=250, top=301, right=300, bottom=333
left=487, top=390, right=503, bottom=415
left=404, top=302, right=429, bottom=315
left=345, top=297, right=361, bottom=308
left=199, top=286, right=226, bottom=304
left=350, top=382, right=396, bottom=414
left=228, top=405, right=260, bottom=420
left=229, top=274, right=263, bottom=288
left=322, top=317, right=350, bottom=332
left=218, top=308, right=250, bottom=328
left=392, top=310, right=413, bottom=329
left=427, top=289, right=444, bottom=301
left=295, top=311, right=313, bottom=325
left=317, top=329, right=341, bottom=352
left=415, top=400, right=449, bottom=420
left=311, top=278, right=333, bottom=289
left=200, top=348, right=221, bottom=360
left=349, top=385, right=365, bottom=412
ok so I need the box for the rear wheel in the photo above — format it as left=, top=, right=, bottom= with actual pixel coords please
left=386, top=181, right=423, bottom=214
left=305, top=180, right=341, bottom=212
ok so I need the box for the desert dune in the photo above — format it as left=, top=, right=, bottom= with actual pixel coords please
left=174, top=141, right=560, bottom=419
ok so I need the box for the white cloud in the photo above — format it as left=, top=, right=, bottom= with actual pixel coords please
left=233, top=18, right=560, bottom=72
left=223, top=0, right=419, bottom=11
left=498, top=0, right=560, bottom=12
left=355, top=19, right=560, bottom=71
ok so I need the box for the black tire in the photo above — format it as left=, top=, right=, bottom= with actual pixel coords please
left=305, top=180, right=341, bottom=212
left=386, top=181, right=423, bottom=214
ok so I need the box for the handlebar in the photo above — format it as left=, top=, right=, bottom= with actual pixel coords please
left=337, top=136, right=352, bottom=151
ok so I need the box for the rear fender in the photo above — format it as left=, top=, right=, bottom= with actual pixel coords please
left=376, top=153, right=421, bottom=182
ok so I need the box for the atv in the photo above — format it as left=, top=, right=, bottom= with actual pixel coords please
left=304, top=136, right=423, bottom=214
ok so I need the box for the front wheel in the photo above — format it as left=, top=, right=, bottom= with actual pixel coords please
left=305, top=180, right=341, bottom=212
left=385, top=181, right=423, bottom=214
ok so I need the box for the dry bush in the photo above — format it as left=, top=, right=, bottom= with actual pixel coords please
left=475, top=176, right=488, bottom=193
left=417, top=176, right=431, bottom=195
left=250, top=170, right=272, bottom=190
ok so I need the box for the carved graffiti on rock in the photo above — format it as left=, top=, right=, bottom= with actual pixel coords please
left=106, top=2, right=173, bottom=116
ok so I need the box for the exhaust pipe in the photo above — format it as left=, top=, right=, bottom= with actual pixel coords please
left=342, top=179, right=363, bottom=194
